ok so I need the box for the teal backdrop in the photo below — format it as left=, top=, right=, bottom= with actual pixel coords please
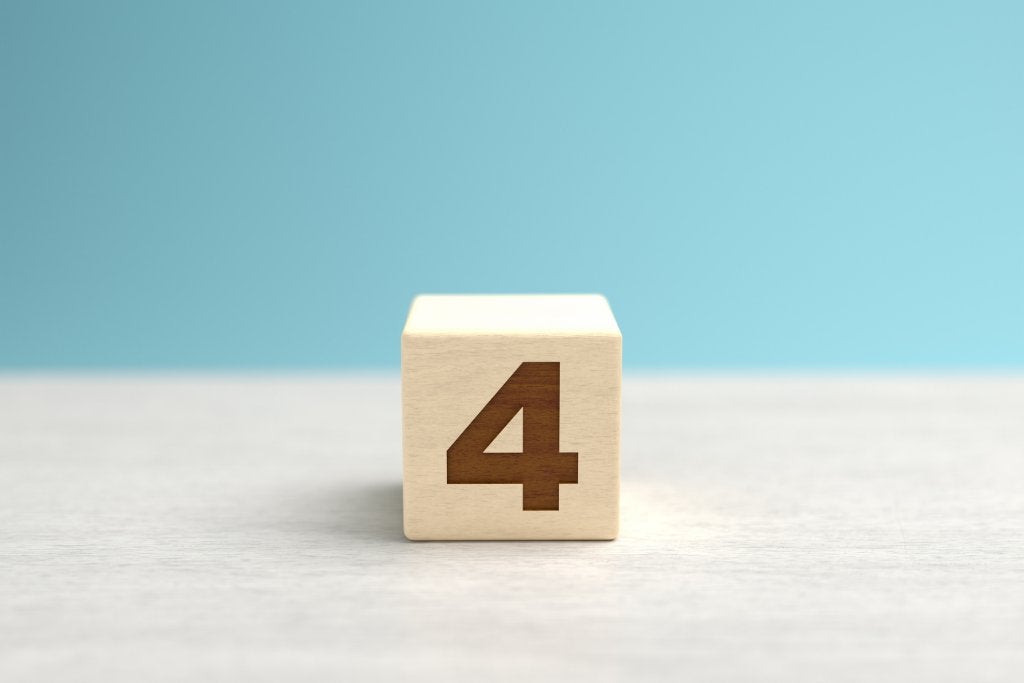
left=2, top=1, right=1022, bottom=369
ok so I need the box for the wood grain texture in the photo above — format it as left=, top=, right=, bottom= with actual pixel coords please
left=402, top=295, right=621, bottom=539
left=2, top=375, right=1023, bottom=682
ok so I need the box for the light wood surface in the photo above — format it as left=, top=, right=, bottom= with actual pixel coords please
left=402, top=293, right=621, bottom=335
left=2, top=375, right=1023, bottom=682
left=403, top=295, right=621, bottom=540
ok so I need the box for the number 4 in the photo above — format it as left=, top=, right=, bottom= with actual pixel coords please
left=447, top=362, right=578, bottom=511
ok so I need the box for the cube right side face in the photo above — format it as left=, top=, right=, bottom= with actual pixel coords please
left=402, top=331, right=621, bottom=541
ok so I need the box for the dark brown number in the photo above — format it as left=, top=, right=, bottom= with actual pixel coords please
left=447, top=362, right=578, bottom=511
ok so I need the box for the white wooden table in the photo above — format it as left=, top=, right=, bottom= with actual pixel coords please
left=2, top=375, right=1022, bottom=682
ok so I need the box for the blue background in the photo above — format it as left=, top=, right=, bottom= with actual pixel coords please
left=2, top=1, right=1022, bottom=369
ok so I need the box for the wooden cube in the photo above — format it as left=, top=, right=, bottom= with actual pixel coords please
left=402, top=294, right=621, bottom=540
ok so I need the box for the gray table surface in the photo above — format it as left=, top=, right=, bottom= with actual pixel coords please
left=1, top=375, right=1022, bottom=682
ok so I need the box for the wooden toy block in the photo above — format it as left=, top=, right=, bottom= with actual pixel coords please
left=402, top=294, right=621, bottom=540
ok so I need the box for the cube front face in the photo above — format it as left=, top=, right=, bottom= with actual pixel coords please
left=403, top=333, right=620, bottom=540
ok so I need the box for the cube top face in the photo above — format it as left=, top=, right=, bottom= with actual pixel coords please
left=403, top=294, right=620, bottom=337
left=402, top=295, right=621, bottom=541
